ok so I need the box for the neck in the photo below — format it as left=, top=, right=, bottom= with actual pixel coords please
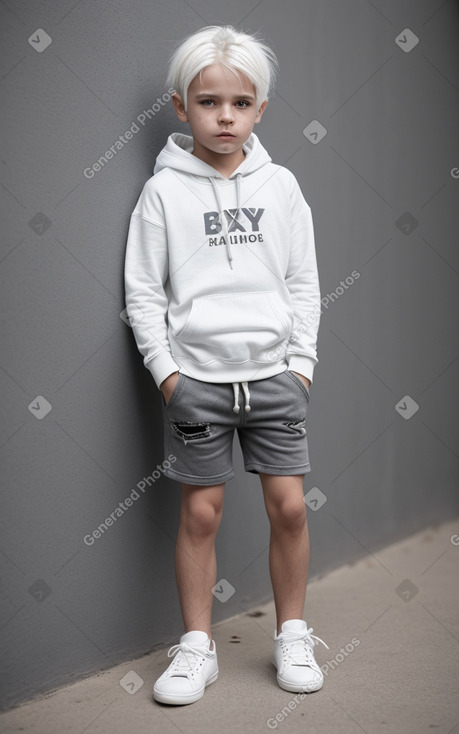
left=191, top=145, right=246, bottom=179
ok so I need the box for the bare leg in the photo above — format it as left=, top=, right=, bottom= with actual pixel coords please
left=260, top=474, right=309, bottom=636
left=175, top=482, right=225, bottom=640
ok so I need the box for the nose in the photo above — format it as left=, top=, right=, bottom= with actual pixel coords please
left=218, top=103, right=235, bottom=124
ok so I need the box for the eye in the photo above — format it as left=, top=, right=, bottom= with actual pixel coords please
left=236, top=100, right=250, bottom=108
left=199, top=99, right=215, bottom=106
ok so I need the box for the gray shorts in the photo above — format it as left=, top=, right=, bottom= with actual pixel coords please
left=161, top=370, right=311, bottom=485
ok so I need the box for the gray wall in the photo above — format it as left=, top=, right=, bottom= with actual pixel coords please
left=1, top=0, right=458, bottom=711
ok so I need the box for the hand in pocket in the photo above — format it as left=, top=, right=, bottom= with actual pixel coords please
left=160, top=372, right=180, bottom=406
left=290, top=371, right=311, bottom=389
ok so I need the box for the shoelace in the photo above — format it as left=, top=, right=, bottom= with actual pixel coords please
left=166, top=641, right=211, bottom=678
left=279, top=628, right=329, bottom=666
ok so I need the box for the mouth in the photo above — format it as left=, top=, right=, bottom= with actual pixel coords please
left=217, top=132, right=236, bottom=138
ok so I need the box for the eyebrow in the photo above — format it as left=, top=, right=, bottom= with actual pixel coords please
left=194, top=92, right=255, bottom=100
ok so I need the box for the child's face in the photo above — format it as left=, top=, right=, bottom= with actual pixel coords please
left=172, top=63, right=267, bottom=161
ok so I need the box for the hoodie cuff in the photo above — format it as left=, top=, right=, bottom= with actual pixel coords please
left=146, top=353, right=180, bottom=389
left=287, top=355, right=317, bottom=384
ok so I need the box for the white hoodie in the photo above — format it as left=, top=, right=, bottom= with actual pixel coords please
left=124, top=132, right=321, bottom=389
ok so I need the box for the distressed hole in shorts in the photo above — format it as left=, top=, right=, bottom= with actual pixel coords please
left=171, top=420, right=212, bottom=444
left=283, top=418, right=306, bottom=435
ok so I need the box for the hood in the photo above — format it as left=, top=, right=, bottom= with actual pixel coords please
left=153, top=132, right=272, bottom=269
left=153, top=131, right=271, bottom=178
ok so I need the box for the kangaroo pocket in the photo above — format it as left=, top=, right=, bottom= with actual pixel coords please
left=173, top=291, right=292, bottom=364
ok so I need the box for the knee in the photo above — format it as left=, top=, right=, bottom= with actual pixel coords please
left=269, top=498, right=306, bottom=532
left=182, top=500, right=222, bottom=537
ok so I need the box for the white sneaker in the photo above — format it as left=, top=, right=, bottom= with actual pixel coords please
left=273, top=619, right=328, bottom=693
left=153, top=630, right=218, bottom=705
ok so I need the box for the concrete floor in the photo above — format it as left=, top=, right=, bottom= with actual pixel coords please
left=1, top=518, right=459, bottom=734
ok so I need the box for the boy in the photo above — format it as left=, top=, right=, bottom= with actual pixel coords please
left=124, top=25, right=327, bottom=706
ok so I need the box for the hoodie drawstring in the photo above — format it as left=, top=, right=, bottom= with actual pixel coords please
left=232, top=381, right=251, bottom=414
left=210, top=173, right=251, bottom=413
left=210, top=173, right=242, bottom=270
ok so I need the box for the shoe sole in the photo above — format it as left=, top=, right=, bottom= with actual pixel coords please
left=276, top=674, right=323, bottom=693
left=273, top=660, right=323, bottom=693
left=153, top=670, right=218, bottom=705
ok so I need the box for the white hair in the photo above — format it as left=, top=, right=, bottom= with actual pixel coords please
left=165, top=25, right=279, bottom=112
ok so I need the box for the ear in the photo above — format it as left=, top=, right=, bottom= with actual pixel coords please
left=171, top=92, right=188, bottom=122
left=254, top=100, right=268, bottom=123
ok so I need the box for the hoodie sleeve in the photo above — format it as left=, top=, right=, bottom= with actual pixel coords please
left=284, top=176, right=321, bottom=384
left=124, top=183, right=180, bottom=389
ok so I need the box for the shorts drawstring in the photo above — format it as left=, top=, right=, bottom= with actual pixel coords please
left=232, top=382, right=251, bottom=414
